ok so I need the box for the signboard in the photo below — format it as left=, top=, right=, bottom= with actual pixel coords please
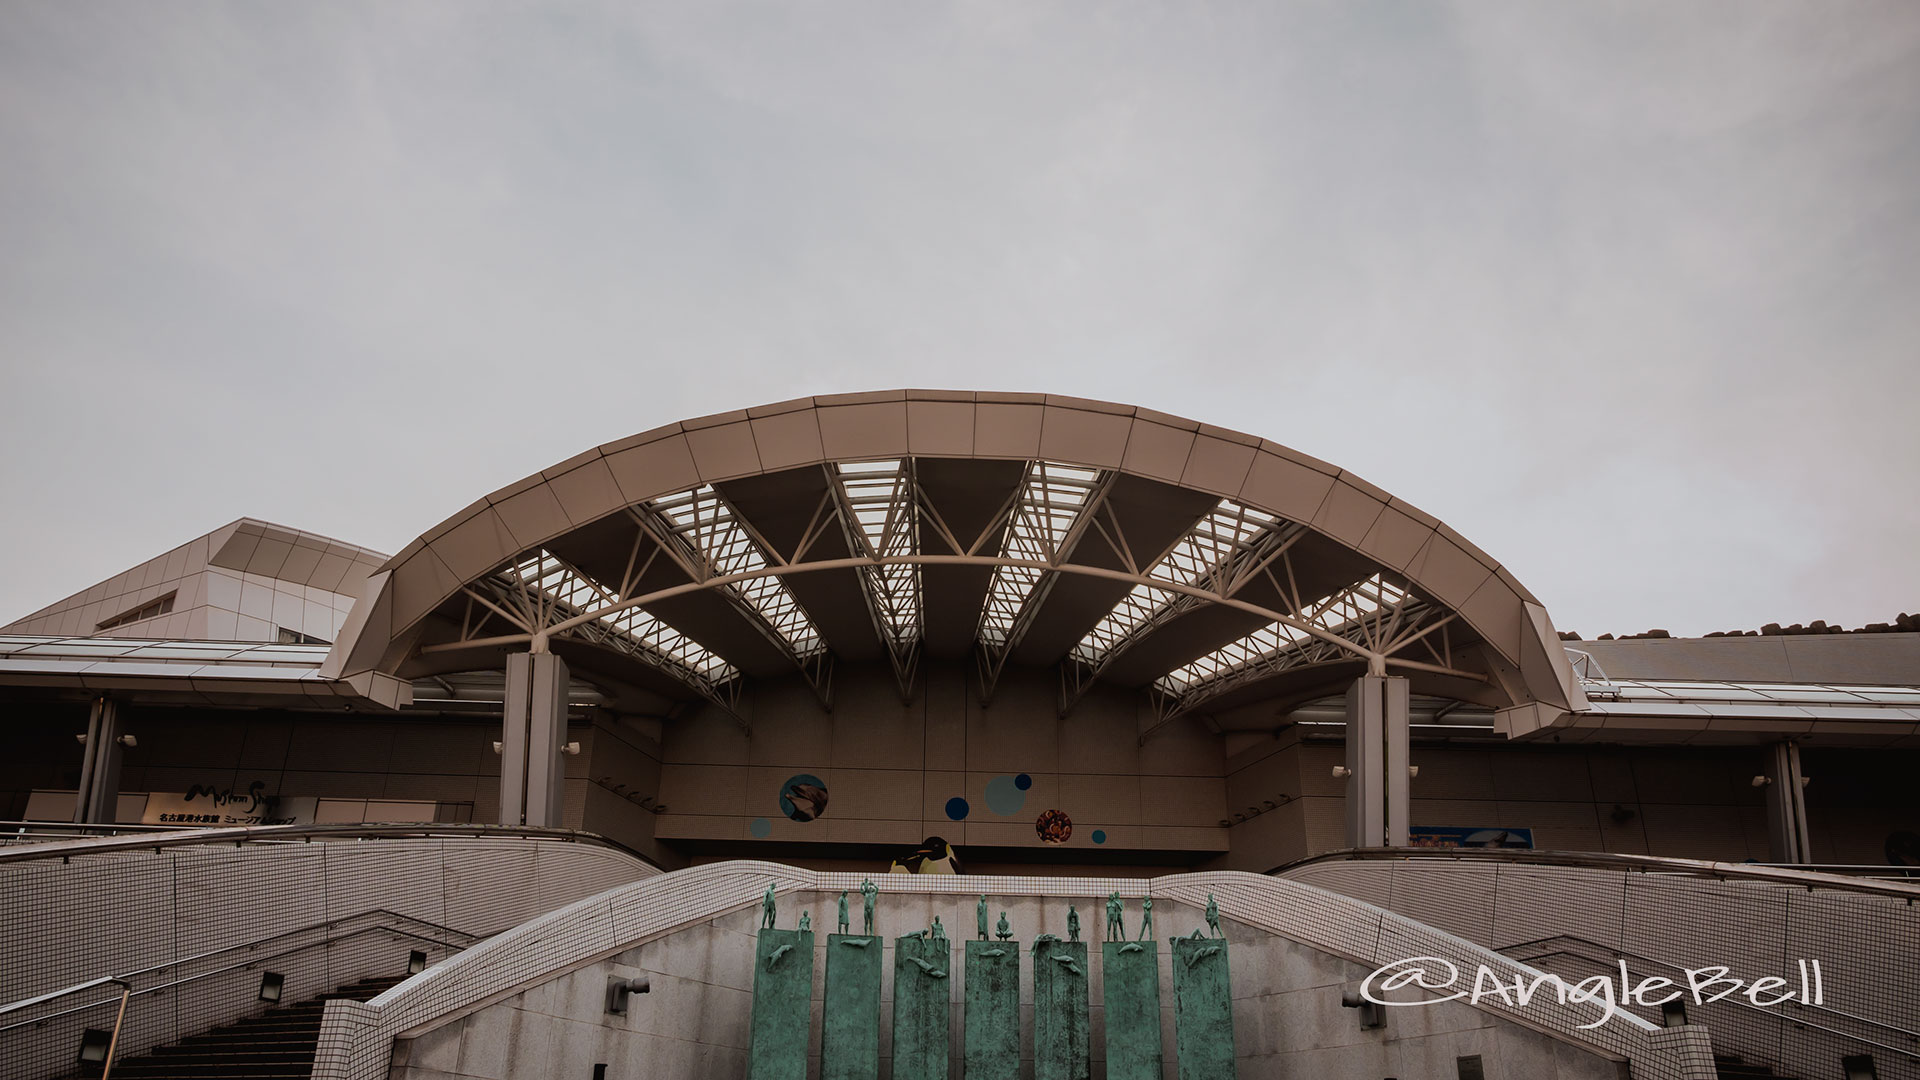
left=1408, top=825, right=1534, bottom=850
left=142, top=781, right=316, bottom=826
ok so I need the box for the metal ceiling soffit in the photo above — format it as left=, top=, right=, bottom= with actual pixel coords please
left=629, top=486, right=835, bottom=711
left=826, top=459, right=923, bottom=702
left=463, top=550, right=748, bottom=728
left=1058, top=499, right=1306, bottom=718
left=420, top=457, right=1497, bottom=731
left=1144, top=570, right=1455, bottom=734
left=971, top=460, right=1113, bottom=703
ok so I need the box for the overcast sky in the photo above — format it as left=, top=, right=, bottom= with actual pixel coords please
left=2, top=2, right=1916, bottom=638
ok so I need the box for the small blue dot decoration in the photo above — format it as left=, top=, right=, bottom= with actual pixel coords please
left=945, top=797, right=971, bottom=821
left=1014, top=773, right=1032, bottom=790
left=1091, top=829, right=1108, bottom=844
left=750, top=817, right=772, bottom=838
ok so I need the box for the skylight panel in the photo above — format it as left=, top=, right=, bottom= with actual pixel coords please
left=978, top=462, right=1103, bottom=645
left=510, top=551, right=735, bottom=683
left=1072, top=499, right=1280, bottom=666
left=1154, top=573, right=1410, bottom=696
left=646, top=486, right=824, bottom=657
left=833, top=460, right=921, bottom=647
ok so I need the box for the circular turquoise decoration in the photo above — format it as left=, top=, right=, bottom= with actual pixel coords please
left=984, top=774, right=1028, bottom=815
left=945, top=797, right=970, bottom=821
left=750, top=817, right=771, bottom=838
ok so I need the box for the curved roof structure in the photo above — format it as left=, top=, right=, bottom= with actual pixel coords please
left=323, top=391, right=1585, bottom=727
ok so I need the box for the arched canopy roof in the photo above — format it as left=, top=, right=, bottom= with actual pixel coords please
left=324, top=391, right=1584, bottom=726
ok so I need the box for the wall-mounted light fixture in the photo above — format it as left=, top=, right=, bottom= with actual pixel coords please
left=1843, top=1055, right=1879, bottom=1080
left=563, top=741, right=582, bottom=756
left=1340, top=989, right=1382, bottom=1029
left=77, top=1028, right=113, bottom=1068
left=408, top=950, right=428, bottom=975
left=606, top=975, right=651, bottom=1015
left=258, top=971, right=285, bottom=1003
left=1332, top=765, right=1352, bottom=779
left=1752, top=775, right=1773, bottom=788
left=1660, top=999, right=1688, bottom=1027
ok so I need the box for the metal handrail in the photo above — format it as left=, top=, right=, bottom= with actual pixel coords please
left=1271, top=846, right=1920, bottom=900
left=0, top=908, right=476, bottom=1029
left=1504, top=933, right=1920, bottom=1052
left=0, top=821, right=665, bottom=869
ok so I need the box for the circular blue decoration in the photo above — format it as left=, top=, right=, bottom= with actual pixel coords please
left=750, top=817, right=771, bottom=838
left=1014, top=773, right=1032, bottom=791
left=778, top=773, right=829, bottom=822
left=984, top=774, right=1028, bottom=816
left=945, top=797, right=971, bottom=821
left=1091, top=829, right=1108, bottom=844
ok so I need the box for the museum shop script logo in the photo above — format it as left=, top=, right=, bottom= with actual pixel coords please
left=1360, top=955, right=1825, bottom=1029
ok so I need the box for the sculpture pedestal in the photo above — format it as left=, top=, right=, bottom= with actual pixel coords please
left=1033, top=939, right=1089, bottom=1080
left=822, top=934, right=881, bottom=1080
left=1102, top=940, right=1163, bottom=1080
left=964, top=940, right=1020, bottom=1080
left=748, top=928, right=814, bottom=1080
left=1171, top=937, right=1235, bottom=1080
left=891, top=935, right=952, bottom=1080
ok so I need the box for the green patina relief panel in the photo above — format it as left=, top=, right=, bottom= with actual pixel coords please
left=748, top=927, right=814, bottom=1080
left=892, top=933, right=952, bottom=1080
left=1102, top=940, right=1163, bottom=1080
left=964, top=939, right=1020, bottom=1080
left=822, top=934, right=882, bottom=1080
left=1171, top=936, right=1235, bottom=1080
left=1032, top=938, right=1089, bottom=1080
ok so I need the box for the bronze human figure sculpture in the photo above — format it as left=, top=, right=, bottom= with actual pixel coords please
left=837, top=890, right=850, bottom=934
left=1137, top=896, right=1153, bottom=941
left=995, top=911, right=1012, bottom=941
left=1105, top=891, right=1124, bottom=941
left=931, top=915, right=947, bottom=946
left=1067, top=905, right=1080, bottom=942
left=861, top=878, right=878, bottom=934
left=977, top=894, right=990, bottom=940
left=761, top=883, right=778, bottom=929
left=1205, top=893, right=1221, bottom=938
left=799, top=911, right=811, bottom=933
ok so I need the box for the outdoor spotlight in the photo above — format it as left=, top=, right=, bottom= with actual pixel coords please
left=606, top=974, right=650, bottom=1015
left=117, top=734, right=137, bottom=748
left=408, top=950, right=428, bottom=975
left=563, top=741, right=582, bottom=756
left=491, top=741, right=503, bottom=755
left=257, top=971, right=285, bottom=1003
left=1660, top=999, right=1688, bottom=1028
left=77, top=1028, right=112, bottom=1066
left=1843, top=1055, right=1879, bottom=1080
left=1332, top=765, right=1352, bottom=779
left=1407, top=765, right=1420, bottom=778
left=1752, top=775, right=1773, bottom=788
left=1340, top=989, right=1383, bottom=1029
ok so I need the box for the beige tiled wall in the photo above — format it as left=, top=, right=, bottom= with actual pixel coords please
left=653, top=662, right=1229, bottom=858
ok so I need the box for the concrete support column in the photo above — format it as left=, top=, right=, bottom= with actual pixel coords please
left=73, top=697, right=126, bottom=824
left=1344, top=674, right=1410, bottom=848
left=500, top=652, right=569, bottom=828
left=1764, top=741, right=1813, bottom=864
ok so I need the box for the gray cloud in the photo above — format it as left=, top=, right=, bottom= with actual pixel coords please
left=2, top=1, right=1916, bottom=637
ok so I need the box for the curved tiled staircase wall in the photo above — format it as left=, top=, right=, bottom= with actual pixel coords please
left=1280, top=854, right=1920, bottom=1080
left=314, top=863, right=1716, bottom=1080
left=1, top=833, right=657, bottom=1080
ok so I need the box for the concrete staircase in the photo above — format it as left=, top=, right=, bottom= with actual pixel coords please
left=100, top=975, right=407, bottom=1079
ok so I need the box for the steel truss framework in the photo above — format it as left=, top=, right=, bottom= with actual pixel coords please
left=425, top=459, right=1486, bottom=730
